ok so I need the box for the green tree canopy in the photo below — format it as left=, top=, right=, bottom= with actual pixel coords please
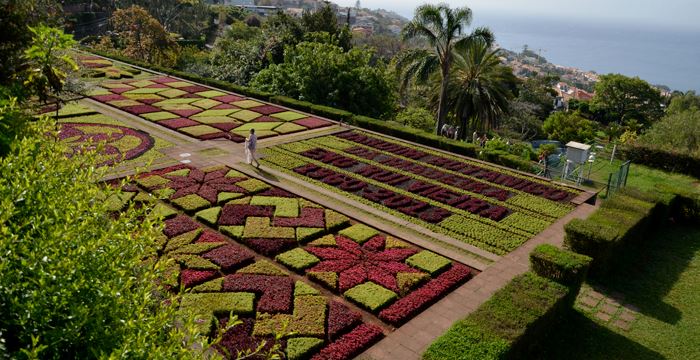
left=301, top=4, right=351, bottom=50
left=439, top=41, right=517, bottom=138
left=590, top=73, right=664, bottom=125
left=397, top=3, right=493, bottom=134
left=251, top=41, right=395, bottom=118
left=666, top=91, right=700, bottom=116
left=639, top=109, right=700, bottom=155
left=543, top=110, right=599, bottom=144
left=394, top=106, right=435, bottom=132
left=103, top=5, right=179, bottom=66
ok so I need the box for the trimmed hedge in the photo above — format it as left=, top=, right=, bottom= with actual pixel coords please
left=562, top=186, right=695, bottom=276
left=423, top=272, right=569, bottom=360
left=530, top=244, right=591, bottom=306
left=622, top=143, right=700, bottom=179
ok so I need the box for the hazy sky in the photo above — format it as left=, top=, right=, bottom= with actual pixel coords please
left=333, top=0, right=699, bottom=31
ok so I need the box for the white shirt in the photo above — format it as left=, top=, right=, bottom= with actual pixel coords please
left=247, top=134, right=257, bottom=150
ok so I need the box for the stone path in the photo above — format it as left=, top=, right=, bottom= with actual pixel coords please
left=75, top=70, right=601, bottom=360
left=576, top=283, right=640, bottom=331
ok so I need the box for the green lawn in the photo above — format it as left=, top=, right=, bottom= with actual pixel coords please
left=588, top=160, right=698, bottom=194
left=538, top=225, right=700, bottom=359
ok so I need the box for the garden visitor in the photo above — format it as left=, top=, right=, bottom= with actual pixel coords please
left=479, top=134, right=488, bottom=147
left=472, top=131, right=478, bottom=144
left=245, top=129, right=260, bottom=168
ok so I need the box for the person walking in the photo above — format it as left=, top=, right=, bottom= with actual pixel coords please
left=245, top=129, right=260, bottom=168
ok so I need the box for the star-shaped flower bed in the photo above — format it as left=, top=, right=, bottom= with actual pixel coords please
left=87, top=71, right=334, bottom=142
left=275, top=226, right=477, bottom=325
left=135, top=164, right=255, bottom=212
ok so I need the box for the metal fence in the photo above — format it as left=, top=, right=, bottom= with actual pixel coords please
left=605, top=160, right=631, bottom=198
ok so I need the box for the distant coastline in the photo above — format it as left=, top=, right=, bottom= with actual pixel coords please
left=341, top=2, right=700, bottom=92
left=473, top=13, right=700, bottom=92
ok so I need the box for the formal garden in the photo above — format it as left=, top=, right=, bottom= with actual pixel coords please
left=2, top=2, right=700, bottom=359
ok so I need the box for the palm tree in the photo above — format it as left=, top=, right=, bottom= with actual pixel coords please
left=396, top=3, right=494, bottom=134
left=439, top=41, right=517, bottom=139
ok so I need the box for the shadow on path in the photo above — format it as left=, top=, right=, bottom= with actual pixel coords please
left=251, top=166, right=280, bottom=183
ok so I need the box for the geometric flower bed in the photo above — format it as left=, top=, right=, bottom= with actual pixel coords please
left=78, top=55, right=142, bottom=79
left=128, top=163, right=476, bottom=357
left=278, top=228, right=474, bottom=325
left=58, top=122, right=155, bottom=166
left=148, top=211, right=385, bottom=360
left=261, top=131, right=585, bottom=255
left=87, top=75, right=333, bottom=142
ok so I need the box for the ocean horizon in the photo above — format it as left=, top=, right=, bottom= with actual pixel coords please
left=364, top=3, right=700, bottom=92
left=468, top=13, right=700, bottom=92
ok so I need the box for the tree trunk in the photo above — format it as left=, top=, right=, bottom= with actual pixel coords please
left=434, top=60, right=451, bottom=135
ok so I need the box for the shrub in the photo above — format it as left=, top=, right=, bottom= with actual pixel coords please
left=423, top=272, right=569, bottom=360
left=564, top=189, right=661, bottom=276
left=0, top=116, right=206, bottom=358
left=529, top=244, right=591, bottom=305
left=621, top=143, right=700, bottom=179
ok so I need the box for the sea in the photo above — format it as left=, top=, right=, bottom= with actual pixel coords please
left=468, top=13, right=700, bottom=92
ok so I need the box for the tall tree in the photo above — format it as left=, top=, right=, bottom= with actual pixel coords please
left=590, top=73, right=664, bottom=125
left=396, top=3, right=493, bottom=134
left=439, top=41, right=516, bottom=138
left=106, top=6, right=178, bottom=66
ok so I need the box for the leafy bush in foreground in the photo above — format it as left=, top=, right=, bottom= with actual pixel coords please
left=0, top=115, right=204, bottom=358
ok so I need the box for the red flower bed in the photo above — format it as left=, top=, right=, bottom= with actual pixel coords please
left=180, top=85, right=210, bottom=93
left=219, top=204, right=274, bottom=226
left=223, top=274, right=294, bottom=313
left=214, top=104, right=239, bottom=110
left=250, top=105, right=285, bottom=115
left=244, top=238, right=298, bottom=257
left=180, top=269, right=218, bottom=288
left=122, top=104, right=160, bottom=115
left=327, top=301, right=362, bottom=340
left=311, top=323, right=383, bottom=360
left=203, top=244, right=255, bottom=271
left=306, top=236, right=419, bottom=293
left=294, top=117, right=332, bottom=129
left=164, top=215, right=201, bottom=238
left=379, top=263, right=473, bottom=325
left=197, top=230, right=227, bottom=243
left=273, top=207, right=325, bottom=227
left=217, top=318, right=283, bottom=358
left=91, top=94, right=126, bottom=102
left=212, top=94, right=244, bottom=103
left=152, top=77, right=179, bottom=84
left=253, top=115, right=281, bottom=123
left=170, top=109, right=203, bottom=118
left=159, top=118, right=200, bottom=129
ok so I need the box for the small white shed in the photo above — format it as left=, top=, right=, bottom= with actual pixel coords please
left=566, top=141, right=591, bottom=165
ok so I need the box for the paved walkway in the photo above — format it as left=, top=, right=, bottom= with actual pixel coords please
left=357, top=202, right=598, bottom=360
left=75, top=80, right=600, bottom=359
